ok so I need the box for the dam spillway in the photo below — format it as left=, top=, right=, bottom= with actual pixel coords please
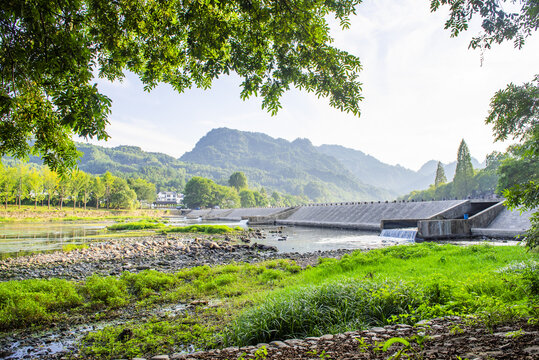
left=186, top=207, right=289, bottom=221
left=276, top=200, right=466, bottom=231
left=183, top=200, right=534, bottom=239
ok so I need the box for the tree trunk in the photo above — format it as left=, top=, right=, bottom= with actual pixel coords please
left=48, top=194, right=51, bottom=209
left=34, top=198, right=37, bottom=209
left=60, top=197, right=63, bottom=210
left=84, top=192, right=87, bottom=210
left=96, top=196, right=99, bottom=210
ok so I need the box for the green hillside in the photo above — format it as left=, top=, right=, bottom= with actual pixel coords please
left=180, top=128, right=394, bottom=201
left=16, top=129, right=393, bottom=201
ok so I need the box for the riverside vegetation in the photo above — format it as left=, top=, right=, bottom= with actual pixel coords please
left=0, top=242, right=537, bottom=359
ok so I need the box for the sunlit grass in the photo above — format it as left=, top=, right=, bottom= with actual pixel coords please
left=226, top=243, right=538, bottom=345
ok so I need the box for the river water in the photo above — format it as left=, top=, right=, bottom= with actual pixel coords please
left=0, top=216, right=518, bottom=259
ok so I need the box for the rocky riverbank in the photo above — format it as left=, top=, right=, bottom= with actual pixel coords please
left=0, top=233, right=354, bottom=281
left=134, top=317, right=539, bottom=360
left=0, top=232, right=356, bottom=359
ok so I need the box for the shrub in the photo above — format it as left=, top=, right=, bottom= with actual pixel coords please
left=80, top=275, right=129, bottom=309
left=0, top=278, right=82, bottom=330
left=121, top=270, right=178, bottom=299
left=107, top=221, right=164, bottom=231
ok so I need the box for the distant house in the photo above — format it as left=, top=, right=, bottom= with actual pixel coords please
left=155, top=191, right=183, bottom=205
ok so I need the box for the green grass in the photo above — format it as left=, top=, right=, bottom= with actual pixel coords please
left=61, top=243, right=89, bottom=252
left=79, top=316, right=216, bottom=360
left=107, top=220, right=166, bottom=231
left=107, top=222, right=242, bottom=233
left=225, top=243, right=539, bottom=346
left=161, top=224, right=243, bottom=234
left=0, top=259, right=300, bottom=332
left=0, top=278, right=83, bottom=330
left=1, top=243, right=537, bottom=359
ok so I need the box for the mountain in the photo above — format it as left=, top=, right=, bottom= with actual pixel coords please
left=317, top=145, right=418, bottom=194
left=16, top=128, right=485, bottom=200
left=317, top=145, right=484, bottom=194
left=180, top=128, right=394, bottom=201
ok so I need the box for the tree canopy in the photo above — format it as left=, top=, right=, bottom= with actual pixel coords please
left=0, top=0, right=363, bottom=172
left=228, top=172, right=248, bottom=191
left=431, top=0, right=539, bottom=50
left=488, top=77, right=539, bottom=248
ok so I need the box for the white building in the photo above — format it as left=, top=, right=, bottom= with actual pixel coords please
left=156, top=191, right=183, bottom=205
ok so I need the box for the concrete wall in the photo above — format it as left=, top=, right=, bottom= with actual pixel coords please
left=418, top=202, right=533, bottom=239
left=247, top=207, right=299, bottom=225
left=468, top=201, right=506, bottom=229
left=418, top=219, right=471, bottom=239
left=471, top=207, right=535, bottom=238
left=429, top=201, right=471, bottom=220
left=277, top=200, right=466, bottom=230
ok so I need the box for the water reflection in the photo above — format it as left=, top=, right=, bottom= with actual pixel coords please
left=0, top=222, right=109, bottom=258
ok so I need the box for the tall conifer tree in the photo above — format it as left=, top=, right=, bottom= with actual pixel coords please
left=434, top=161, right=447, bottom=188
left=453, top=140, right=475, bottom=198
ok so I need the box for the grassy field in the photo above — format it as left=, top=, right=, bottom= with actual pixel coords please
left=0, top=205, right=168, bottom=222
left=0, top=243, right=537, bottom=359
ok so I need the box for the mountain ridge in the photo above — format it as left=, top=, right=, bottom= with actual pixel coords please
left=14, top=127, right=485, bottom=201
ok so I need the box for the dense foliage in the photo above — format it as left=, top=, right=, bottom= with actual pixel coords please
left=400, top=143, right=502, bottom=201
left=431, top=0, right=539, bottom=50
left=453, top=140, right=475, bottom=198
left=0, top=0, right=363, bottom=172
left=434, top=161, right=447, bottom=188
left=183, top=174, right=304, bottom=209
left=228, top=172, right=248, bottom=191
left=0, top=164, right=152, bottom=210
left=486, top=76, right=539, bottom=248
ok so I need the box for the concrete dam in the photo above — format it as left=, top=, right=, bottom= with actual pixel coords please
left=184, top=200, right=534, bottom=240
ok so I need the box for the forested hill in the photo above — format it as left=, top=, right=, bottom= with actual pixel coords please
left=180, top=128, right=394, bottom=201
left=15, top=128, right=485, bottom=201
left=318, top=144, right=484, bottom=195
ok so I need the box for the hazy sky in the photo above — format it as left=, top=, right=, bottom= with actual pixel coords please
left=85, top=0, right=539, bottom=171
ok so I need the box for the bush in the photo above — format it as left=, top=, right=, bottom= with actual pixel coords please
left=121, top=270, right=178, bottom=299
left=0, top=278, right=82, bottom=330
left=80, top=275, right=129, bottom=309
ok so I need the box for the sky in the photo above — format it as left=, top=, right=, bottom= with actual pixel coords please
left=85, top=0, right=539, bottom=171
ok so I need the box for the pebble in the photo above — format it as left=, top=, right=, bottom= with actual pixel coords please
left=0, top=233, right=353, bottom=281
